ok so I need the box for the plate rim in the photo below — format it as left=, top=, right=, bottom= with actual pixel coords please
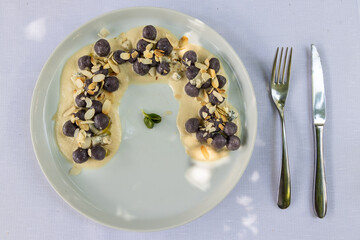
left=30, top=6, right=258, bottom=231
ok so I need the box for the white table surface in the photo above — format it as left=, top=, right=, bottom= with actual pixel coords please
left=1, top=0, right=360, bottom=239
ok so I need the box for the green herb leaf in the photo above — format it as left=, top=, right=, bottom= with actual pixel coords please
left=147, top=113, right=162, bottom=123
left=144, top=117, right=154, bottom=129
left=142, top=110, right=162, bottom=125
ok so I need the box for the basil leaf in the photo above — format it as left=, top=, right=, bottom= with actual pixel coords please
left=144, top=117, right=154, bottom=129
left=148, top=113, right=162, bottom=123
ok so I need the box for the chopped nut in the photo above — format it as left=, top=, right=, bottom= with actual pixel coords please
left=211, top=77, right=219, bottom=88
left=121, top=39, right=132, bottom=50
left=120, top=52, right=130, bottom=60
left=206, top=138, right=213, bottom=144
left=143, top=50, right=153, bottom=59
left=212, top=90, right=224, bottom=102
left=221, top=114, right=228, bottom=122
left=219, top=124, right=224, bottom=130
left=98, top=28, right=110, bottom=38
left=84, top=108, right=95, bottom=120
left=209, top=105, right=216, bottom=114
left=87, top=149, right=92, bottom=157
left=102, top=99, right=111, bottom=114
left=80, top=120, right=94, bottom=124
left=172, top=72, right=182, bottom=80
left=145, top=43, right=153, bottom=51
left=90, top=57, right=97, bottom=66
left=200, top=145, right=210, bottom=160
left=131, top=50, right=139, bottom=59
left=202, top=112, right=208, bottom=119
left=179, top=36, right=189, bottom=48
left=103, top=136, right=112, bottom=144
left=92, top=74, right=105, bottom=83
left=103, top=63, right=110, bottom=69
left=189, top=79, right=196, bottom=85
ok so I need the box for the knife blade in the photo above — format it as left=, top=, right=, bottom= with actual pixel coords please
left=311, top=44, right=327, bottom=218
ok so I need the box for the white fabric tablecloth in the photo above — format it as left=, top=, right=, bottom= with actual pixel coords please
left=1, top=0, right=359, bottom=239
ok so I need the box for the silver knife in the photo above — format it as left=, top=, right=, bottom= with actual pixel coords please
left=311, top=44, right=327, bottom=218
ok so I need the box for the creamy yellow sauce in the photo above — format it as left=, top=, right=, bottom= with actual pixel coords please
left=55, top=26, right=240, bottom=170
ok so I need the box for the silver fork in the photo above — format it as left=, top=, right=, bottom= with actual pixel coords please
left=270, top=47, right=293, bottom=209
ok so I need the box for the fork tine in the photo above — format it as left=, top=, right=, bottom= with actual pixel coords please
left=281, top=47, right=288, bottom=84
left=277, top=48, right=284, bottom=83
left=271, top=47, right=279, bottom=84
left=286, top=47, right=293, bottom=84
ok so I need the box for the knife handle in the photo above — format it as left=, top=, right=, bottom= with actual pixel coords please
left=314, top=125, right=327, bottom=218
left=277, top=117, right=291, bottom=209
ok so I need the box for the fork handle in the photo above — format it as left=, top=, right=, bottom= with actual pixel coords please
left=314, top=125, right=327, bottom=218
left=277, top=116, right=291, bottom=209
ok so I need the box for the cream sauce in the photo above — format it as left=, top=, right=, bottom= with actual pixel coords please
left=55, top=26, right=240, bottom=169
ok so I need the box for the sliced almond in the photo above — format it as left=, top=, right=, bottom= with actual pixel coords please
left=75, top=79, right=84, bottom=88
left=63, top=106, right=76, bottom=117
left=95, top=92, right=105, bottom=101
left=211, top=77, right=219, bottom=88
left=79, top=123, right=89, bottom=131
left=108, top=59, right=120, bottom=74
left=74, top=128, right=80, bottom=138
left=93, top=74, right=105, bottom=83
left=142, top=38, right=157, bottom=44
left=80, top=137, right=91, bottom=149
left=145, top=43, right=153, bottom=51
left=179, top=36, right=189, bottom=48
left=203, top=91, right=209, bottom=103
left=85, top=97, right=92, bottom=108
left=84, top=108, right=95, bottom=120
left=102, top=99, right=111, bottom=115
left=165, top=33, right=178, bottom=47
left=138, top=58, right=152, bottom=65
left=103, top=63, right=110, bottom=69
left=80, top=70, right=93, bottom=78
left=87, top=149, right=92, bottom=157
left=217, top=88, right=226, bottom=94
left=149, top=67, right=156, bottom=77
left=80, top=120, right=94, bottom=124
left=120, top=52, right=130, bottom=60
left=204, top=58, right=210, bottom=67
left=201, top=145, right=210, bottom=160
left=195, top=62, right=208, bottom=70
left=88, top=82, right=97, bottom=90
left=201, top=72, right=211, bottom=81
left=209, top=68, right=216, bottom=79
left=90, top=57, right=97, bottom=66
left=221, top=114, right=228, bottom=122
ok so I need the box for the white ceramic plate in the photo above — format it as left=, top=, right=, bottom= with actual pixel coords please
left=30, top=7, right=257, bottom=231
